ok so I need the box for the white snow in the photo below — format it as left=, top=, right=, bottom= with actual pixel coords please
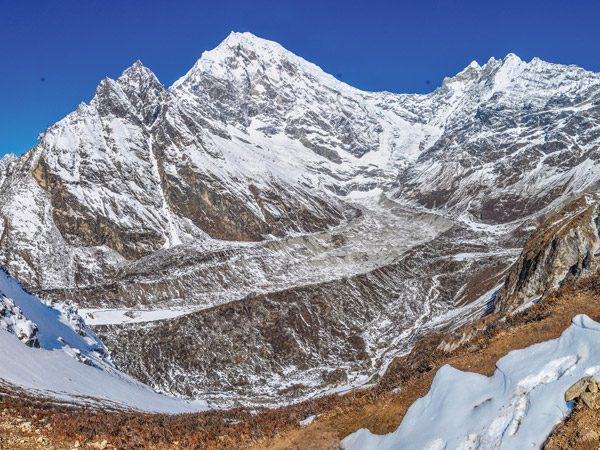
left=80, top=307, right=194, bottom=325
left=0, top=330, right=209, bottom=413
left=299, top=414, right=319, bottom=426
left=342, top=314, right=600, bottom=450
left=0, top=295, right=37, bottom=346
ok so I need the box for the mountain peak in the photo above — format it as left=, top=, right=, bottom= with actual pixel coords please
left=200, top=31, right=292, bottom=70
left=220, top=31, right=272, bottom=48
left=117, top=60, right=162, bottom=90
left=116, top=61, right=164, bottom=122
left=450, top=60, right=483, bottom=82
left=172, top=31, right=347, bottom=92
left=87, top=61, right=163, bottom=124
left=503, top=52, right=522, bottom=62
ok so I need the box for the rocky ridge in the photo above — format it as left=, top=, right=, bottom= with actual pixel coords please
left=495, top=193, right=600, bottom=312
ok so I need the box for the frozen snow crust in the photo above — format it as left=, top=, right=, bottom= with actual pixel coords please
left=343, top=315, right=600, bottom=450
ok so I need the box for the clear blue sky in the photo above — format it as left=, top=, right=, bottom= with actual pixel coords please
left=1, top=0, right=599, bottom=157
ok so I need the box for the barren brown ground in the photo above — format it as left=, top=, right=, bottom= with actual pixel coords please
left=0, top=408, right=73, bottom=450
left=544, top=402, right=600, bottom=449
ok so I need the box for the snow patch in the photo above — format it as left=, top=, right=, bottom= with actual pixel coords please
left=342, top=314, right=600, bottom=450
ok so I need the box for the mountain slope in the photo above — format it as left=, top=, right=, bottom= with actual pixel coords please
left=3, top=33, right=600, bottom=301
left=495, top=193, right=600, bottom=312
left=0, top=266, right=208, bottom=413
left=343, top=315, right=600, bottom=450
left=1, top=32, right=600, bottom=404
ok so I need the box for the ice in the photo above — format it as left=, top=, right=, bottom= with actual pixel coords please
left=80, top=307, right=194, bottom=325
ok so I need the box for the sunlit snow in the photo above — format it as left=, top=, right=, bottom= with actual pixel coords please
left=343, top=315, right=600, bottom=450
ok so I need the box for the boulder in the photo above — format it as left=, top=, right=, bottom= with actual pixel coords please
left=564, top=375, right=600, bottom=409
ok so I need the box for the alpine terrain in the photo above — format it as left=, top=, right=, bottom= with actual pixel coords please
left=2, top=31, right=600, bottom=448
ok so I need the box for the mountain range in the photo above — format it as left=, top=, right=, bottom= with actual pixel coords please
left=1, top=32, right=600, bottom=406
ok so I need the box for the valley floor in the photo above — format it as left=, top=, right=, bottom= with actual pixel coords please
left=3, top=274, right=600, bottom=449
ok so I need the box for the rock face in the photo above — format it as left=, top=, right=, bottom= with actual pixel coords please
left=565, top=376, right=598, bottom=402
left=565, top=376, right=600, bottom=410
left=2, top=32, right=600, bottom=404
left=0, top=293, right=39, bottom=348
left=495, top=193, right=600, bottom=312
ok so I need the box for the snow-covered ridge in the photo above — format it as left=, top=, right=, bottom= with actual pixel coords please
left=2, top=31, right=600, bottom=405
left=343, top=314, right=600, bottom=450
left=173, top=31, right=352, bottom=93
left=0, top=265, right=115, bottom=368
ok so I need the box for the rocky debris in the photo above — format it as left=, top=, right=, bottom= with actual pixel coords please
left=565, top=376, right=600, bottom=409
left=565, top=376, right=600, bottom=410
left=495, top=193, right=600, bottom=313
left=565, top=376, right=597, bottom=402
left=0, top=411, right=54, bottom=450
left=322, top=368, right=348, bottom=384
left=95, top=225, right=512, bottom=405
left=0, top=410, right=113, bottom=450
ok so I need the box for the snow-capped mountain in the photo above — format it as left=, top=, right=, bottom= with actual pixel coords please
left=2, top=32, right=599, bottom=297
left=1, top=32, right=600, bottom=404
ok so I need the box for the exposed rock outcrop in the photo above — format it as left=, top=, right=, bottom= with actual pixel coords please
left=0, top=295, right=39, bottom=348
left=33, top=156, right=165, bottom=260
left=495, top=193, right=600, bottom=312
left=565, top=376, right=600, bottom=410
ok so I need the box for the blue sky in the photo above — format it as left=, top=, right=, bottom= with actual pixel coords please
left=1, top=0, right=599, bottom=157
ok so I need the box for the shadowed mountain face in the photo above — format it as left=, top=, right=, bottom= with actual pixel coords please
left=1, top=32, right=599, bottom=404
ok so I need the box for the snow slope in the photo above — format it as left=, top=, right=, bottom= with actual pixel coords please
left=0, top=267, right=209, bottom=413
left=342, top=314, right=600, bottom=450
